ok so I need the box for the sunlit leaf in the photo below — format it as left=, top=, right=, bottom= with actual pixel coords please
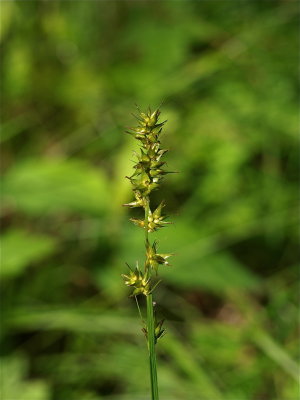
left=1, top=229, right=57, bottom=278
left=2, top=159, right=110, bottom=216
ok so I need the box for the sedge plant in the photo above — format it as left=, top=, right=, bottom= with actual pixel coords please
left=122, top=106, right=173, bottom=400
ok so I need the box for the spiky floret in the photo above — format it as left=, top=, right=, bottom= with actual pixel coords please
left=123, top=190, right=147, bottom=208
left=146, top=240, right=173, bottom=273
left=129, top=201, right=171, bottom=232
left=122, top=262, right=151, bottom=296
left=126, top=109, right=167, bottom=145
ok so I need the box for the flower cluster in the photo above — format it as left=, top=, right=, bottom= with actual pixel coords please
left=123, top=106, right=173, bottom=298
left=130, top=201, right=171, bottom=232
left=122, top=262, right=150, bottom=296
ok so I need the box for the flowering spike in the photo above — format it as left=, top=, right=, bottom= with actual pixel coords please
left=123, top=106, right=174, bottom=392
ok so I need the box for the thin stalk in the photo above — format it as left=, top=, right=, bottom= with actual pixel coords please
left=144, top=198, right=149, bottom=242
left=147, top=294, right=159, bottom=400
left=144, top=197, right=159, bottom=400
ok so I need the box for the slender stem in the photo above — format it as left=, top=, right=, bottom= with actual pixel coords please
left=144, top=197, right=159, bottom=400
left=144, top=197, right=150, bottom=276
left=144, top=198, right=149, bottom=241
left=147, top=294, right=159, bottom=400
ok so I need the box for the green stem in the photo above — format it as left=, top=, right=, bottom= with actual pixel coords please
left=147, top=294, right=159, bottom=400
left=144, top=198, right=150, bottom=242
left=144, top=197, right=159, bottom=400
left=144, top=197, right=150, bottom=276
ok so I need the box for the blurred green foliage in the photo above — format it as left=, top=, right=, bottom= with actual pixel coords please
left=0, top=1, right=299, bottom=399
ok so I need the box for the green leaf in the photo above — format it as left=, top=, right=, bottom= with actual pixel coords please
left=1, top=229, right=57, bottom=278
left=1, top=159, right=110, bottom=216
left=0, top=355, right=50, bottom=400
left=6, top=308, right=139, bottom=335
left=0, top=2, right=15, bottom=42
left=162, top=251, right=260, bottom=292
left=252, top=330, right=299, bottom=381
left=161, top=333, right=224, bottom=400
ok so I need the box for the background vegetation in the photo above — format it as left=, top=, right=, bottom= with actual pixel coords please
left=1, top=1, right=299, bottom=399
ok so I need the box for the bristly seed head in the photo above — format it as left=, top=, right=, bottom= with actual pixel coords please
left=123, top=105, right=174, bottom=345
